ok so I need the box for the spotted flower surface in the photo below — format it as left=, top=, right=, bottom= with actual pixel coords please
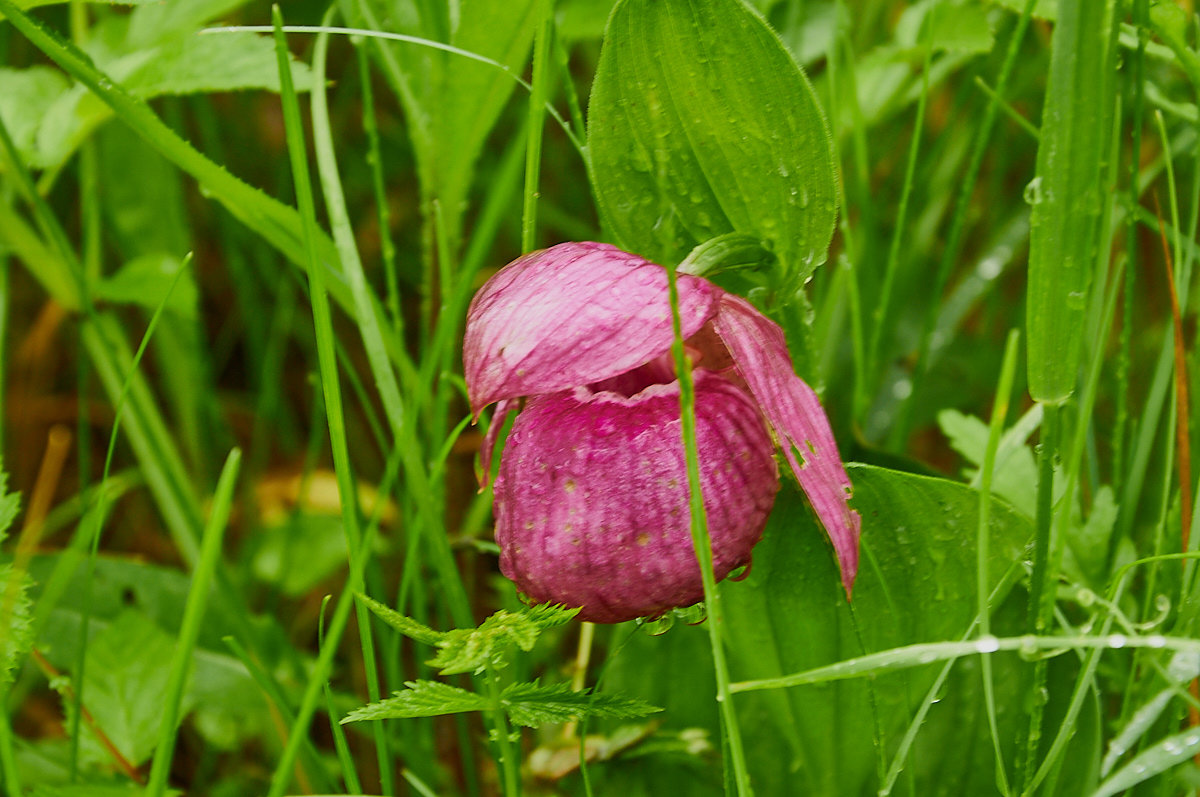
left=465, top=242, right=861, bottom=623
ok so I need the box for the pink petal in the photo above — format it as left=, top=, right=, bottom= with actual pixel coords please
left=711, top=293, right=861, bottom=595
left=464, top=242, right=718, bottom=411
left=493, top=372, right=779, bottom=623
left=478, top=398, right=517, bottom=489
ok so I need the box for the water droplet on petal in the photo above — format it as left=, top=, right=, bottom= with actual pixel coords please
left=636, top=614, right=675, bottom=636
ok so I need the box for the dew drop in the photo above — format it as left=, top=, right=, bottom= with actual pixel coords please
left=1108, top=634, right=1128, bottom=649
left=1023, top=176, right=1044, bottom=205
left=636, top=614, right=675, bottom=635
left=674, top=603, right=707, bottom=625
left=976, top=635, right=1000, bottom=653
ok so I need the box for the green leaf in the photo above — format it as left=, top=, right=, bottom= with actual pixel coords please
left=1098, top=652, right=1200, bottom=778
left=121, top=31, right=313, bottom=96
left=0, top=0, right=158, bottom=20
left=341, top=680, right=490, bottom=723
left=94, top=254, right=197, bottom=318
left=358, top=0, right=542, bottom=251
left=937, top=408, right=1039, bottom=516
left=356, top=593, right=446, bottom=647
left=501, top=682, right=662, bottom=728
left=360, top=596, right=579, bottom=675
left=0, top=66, right=69, bottom=164
left=1063, top=485, right=1118, bottom=588
left=989, top=0, right=1056, bottom=20
left=0, top=471, right=21, bottom=544
left=27, top=12, right=313, bottom=171
left=343, top=679, right=660, bottom=728
left=432, top=606, right=579, bottom=675
left=1025, top=0, right=1116, bottom=401
left=588, top=0, right=837, bottom=285
left=29, top=554, right=273, bottom=751
left=66, top=610, right=187, bottom=768
left=897, top=0, right=995, bottom=54
left=0, top=472, right=29, bottom=693
left=1092, top=727, right=1200, bottom=797
left=0, top=565, right=33, bottom=693
left=721, top=465, right=1033, bottom=794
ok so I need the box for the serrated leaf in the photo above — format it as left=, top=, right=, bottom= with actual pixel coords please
left=94, top=254, right=197, bottom=318
left=588, top=0, right=837, bottom=285
left=29, top=553, right=270, bottom=751
left=341, top=680, right=490, bottom=723
left=434, top=610, right=541, bottom=675
left=67, top=609, right=187, bottom=768
left=356, top=593, right=444, bottom=646
left=0, top=473, right=29, bottom=693
left=0, top=565, right=33, bottom=693
left=522, top=603, right=581, bottom=630
left=937, top=408, right=1039, bottom=516
left=501, top=682, right=662, bottom=728
left=433, top=607, right=578, bottom=675
left=0, top=471, right=20, bottom=544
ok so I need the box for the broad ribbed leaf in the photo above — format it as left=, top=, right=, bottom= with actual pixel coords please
left=588, top=0, right=836, bottom=284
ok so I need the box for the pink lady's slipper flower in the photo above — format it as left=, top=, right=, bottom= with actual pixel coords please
left=465, top=242, right=860, bottom=623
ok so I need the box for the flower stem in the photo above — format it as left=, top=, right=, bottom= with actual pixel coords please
left=664, top=266, right=753, bottom=796
left=486, top=669, right=521, bottom=797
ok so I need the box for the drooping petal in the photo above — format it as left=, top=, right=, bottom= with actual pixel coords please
left=464, top=242, right=718, bottom=412
left=477, top=398, right=517, bottom=489
left=492, top=372, right=779, bottom=623
left=711, top=293, right=861, bottom=595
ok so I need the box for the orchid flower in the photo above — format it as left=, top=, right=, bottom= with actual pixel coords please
left=464, top=242, right=860, bottom=623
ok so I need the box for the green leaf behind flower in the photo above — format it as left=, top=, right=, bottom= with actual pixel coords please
left=588, top=0, right=837, bottom=289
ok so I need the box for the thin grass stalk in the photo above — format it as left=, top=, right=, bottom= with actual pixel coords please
left=522, top=0, right=554, bottom=254
left=979, top=329, right=1020, bottom=796
left=1025, top=254, right=1125, bottom=792
left=1020, top=399, right=1058, bottom=788
left=664, top=266, right=751, bottom=796
left=145, top=449, right=241, bottom=797
left=356, top=40, right=402, bottom=339
left=0, top=0, right=415, bottom=369
left=318, top=595, right=364, bottom=794
left=306, top=14, right=406, bottom=791
left=861, top=28, right=933, bottom=421
left=267, top=9, right=373, bottom=794
left=1115, top=0, right=1150, bottom=487
left=306, top=14, right=471, bottom=629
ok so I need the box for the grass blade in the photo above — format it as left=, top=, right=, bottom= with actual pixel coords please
left=145, top=448, right=241, bottom=797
